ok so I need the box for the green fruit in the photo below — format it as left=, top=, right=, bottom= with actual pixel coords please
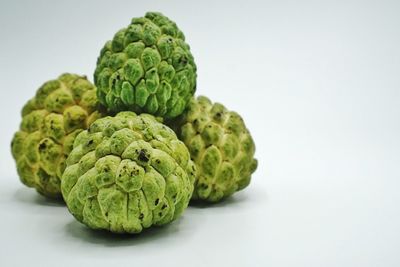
left=94, top=12, right=197, bottom=119
left=170, top=96, right=257, bottom=202
left=61, top=112, right=196, bottom=234
left=11, top=73, right=104, bottom=199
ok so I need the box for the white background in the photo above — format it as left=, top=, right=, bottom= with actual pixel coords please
left=1, top=0, right=400, bottom=266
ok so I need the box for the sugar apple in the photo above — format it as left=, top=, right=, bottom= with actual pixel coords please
left=94, top=12, right=197, bottom=119
left=170, top=96, right=257, bottom=202
left=61, top=111, right=196, bottom=233
left=11, top=73, right=104, bottom=198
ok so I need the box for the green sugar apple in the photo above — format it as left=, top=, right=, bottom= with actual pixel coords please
left=11, top=73, right=104, bottom=198
left=94, top=12, right=197, bottom=119
left=61, top=112, right=196, bottom=233
left=170, top=96, right=258, bottom=202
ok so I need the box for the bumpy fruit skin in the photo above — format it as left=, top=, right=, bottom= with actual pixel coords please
left=61, top=112, right=196, bottom=234
left=170, top=96, right=257, bottom=202
left=94, top=12, right=197, bottom=119
left=11, top=74, right=104, bottom=198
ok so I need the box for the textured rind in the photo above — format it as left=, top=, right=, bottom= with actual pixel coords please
left=61, top=112, right=196, bottom=234
left=94, top=12, right=197, bottom=119
left=170, top=96, right=258, bottom=202
left=11, top=73, right=104, bottom=198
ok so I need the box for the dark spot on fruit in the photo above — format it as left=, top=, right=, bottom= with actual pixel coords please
left=154, top=199, right=159, bottom=205
left=156, top=159, right=160, bottom=164
left=105, top=212, right=109, bottom=217
left=162, top=204, right=167, bottom=209
left=179, top=56, right=188, bottom=65
left=39, top=142, right=47, bottom=151
left=88, top=140, right=93, bottom=145
left=158, top=212, right=162, bottom=217
left=138, top=149, right=149, bottom=162
left=139, top=213, right=144, bottom=220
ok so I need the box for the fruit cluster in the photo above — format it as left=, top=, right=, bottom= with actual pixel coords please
left=11, top=12, right=257, bottom=234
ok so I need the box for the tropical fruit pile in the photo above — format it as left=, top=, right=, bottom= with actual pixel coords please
left=11, top=12, right=257, bottom=234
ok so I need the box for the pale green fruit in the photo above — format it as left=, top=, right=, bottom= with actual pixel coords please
left=170, top=96, right=257, bottom=202
left=11, top=73, right=104, bottom=198
left=61, top=111, right=196, bottom=234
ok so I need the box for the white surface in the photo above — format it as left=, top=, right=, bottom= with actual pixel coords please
left=1, top=0, right=400, bottom=266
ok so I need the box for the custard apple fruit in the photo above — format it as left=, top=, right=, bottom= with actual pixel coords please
left=170, top=96, right=257, bottom=202
left=61, top=112, right=196, bottom=233
left=94, top=12, right=197, bottom=119
left=11, top=73, right=104, bottom=198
